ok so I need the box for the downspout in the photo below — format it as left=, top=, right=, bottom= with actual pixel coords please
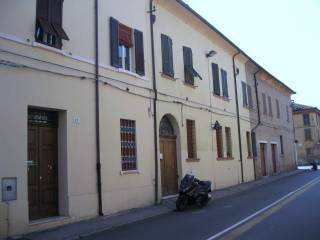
left=149, top=0, right=159, bottom=204
left=94, top=0, right=103, bottom=216
left=232, top=51, right=244, bottom=183
left=251, top=69, right=261, bottom=180
left=252, top=69, right=261, bottom=132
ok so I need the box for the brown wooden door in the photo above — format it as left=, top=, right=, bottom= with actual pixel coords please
left=260, top=143, right=267, bottom=176
left=271, top=144, right=277, bottom=173
left=160, top=137, right=178, bottom=196
left=28, top=124, right=58, bottom=220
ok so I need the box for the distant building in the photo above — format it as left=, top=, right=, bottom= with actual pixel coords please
left=292, top=103, right=320, bottom=164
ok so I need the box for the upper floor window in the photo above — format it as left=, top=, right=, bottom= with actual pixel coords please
left=286, top=105, right=290, bottom=122
left=212, top=65, right=229, bottom=99
left=262, top=93, right=267, bottom=115
left=241, top=82, right=253, bottom=109
left=183, top=47, right=202, bottom=86
left=268, top=96, right=273, bottom=117
left=110, top=17, right=145, bottom=76
left=161, top=34, right=174, bottom=77
left=221, top=69, right=229, bottom=98
left=303, top=113, right=310, bottom=126
left=35, top=0, right=69, bottom=49
left=276, top=99, right=281, bottom=119
left=305, top=128, right=312, bottom=141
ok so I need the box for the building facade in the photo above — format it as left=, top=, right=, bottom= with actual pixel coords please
left=0, top=0, right=296, bottom=237
left=292, top=103, right=320, bottom=164
left=245, top=62, right=296, bottom=178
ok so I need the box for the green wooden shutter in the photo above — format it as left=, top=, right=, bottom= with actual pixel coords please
left=242, top=82, right=248, bottom=106
left=221, top=69, right=228, bottom=98
left=161, top=34, right=174, bottom=77
left=134, top=29, right=145, bottom=76
left=183, top=47, right=194, bottom=85
left=212, top=63, right=220, bottom=95
left=247, top=85, right=253, bottom=108
left=110, top=17, right=119, bottom=68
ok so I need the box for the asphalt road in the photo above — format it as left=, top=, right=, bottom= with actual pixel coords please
left=84, top=171, right=320, bottom=240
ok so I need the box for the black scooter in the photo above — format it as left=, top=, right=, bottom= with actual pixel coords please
left=311, top=161, right=318, bottom=171
left=176, top=174, right=212, bottom=211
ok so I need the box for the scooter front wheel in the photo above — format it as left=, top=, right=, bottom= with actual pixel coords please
left=176, top=195, right=188, bottom=211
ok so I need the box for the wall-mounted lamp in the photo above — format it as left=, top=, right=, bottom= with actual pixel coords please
left=211, top=120, right=221, bottom=130
left=206, top=50, right=217, bottom=58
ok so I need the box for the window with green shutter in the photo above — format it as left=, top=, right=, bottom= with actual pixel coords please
left=161, top=34, right=174, bottom=77
left=221, top=69, right=228, bottom=98
left=183, top=46, right=202, bottom=86
left=212, top=63, right=220, bottom=95
left=242, top=82, right=248, bottom=107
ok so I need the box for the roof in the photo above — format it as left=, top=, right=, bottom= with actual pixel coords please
left=292, top=103, right=320, bottom=114
left=175, top=0, right=296, bottom=95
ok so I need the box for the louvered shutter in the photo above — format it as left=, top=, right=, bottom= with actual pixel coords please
left=183, top=47, right=194, bottom=85
left=161, top=34, right=174, bottom=77
left=221, top=69, right=228, bottom=98
left=134, top=29, right=145, bottom=76
left=242, top=82, right=248, bottom=106
left=212, top=63, right=220, bottom=95
left=51, top=0, right=69, bottom=40
left=36, top=0, right=57, bottom=37
left=247, top=85, right=253, bottom=108
left=110, top=17, right=120, bottom=68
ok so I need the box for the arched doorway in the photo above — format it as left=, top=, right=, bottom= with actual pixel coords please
left=159, top=115, right=178, bottom=196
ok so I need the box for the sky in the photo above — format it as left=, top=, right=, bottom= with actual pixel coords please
left=183, top=0, right=320, bottom=108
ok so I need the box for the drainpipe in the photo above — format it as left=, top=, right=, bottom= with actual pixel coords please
left=232, top=51, right=244, bottom=183
left=251, top=69, right=261, bottom=180
left=252, top=69, right=261, bottom=132
left=94, top=0, right=103, bottom=216
left=149, top=0, right=159, bottom=204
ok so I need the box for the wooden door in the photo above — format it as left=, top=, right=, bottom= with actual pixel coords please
left=260, top=143, right=267, bottom=176
left=271, top=144, right=277, bottom=173
left=28, top=124, right=58, bottom=220
left=160, top=137, right=178, bottom=196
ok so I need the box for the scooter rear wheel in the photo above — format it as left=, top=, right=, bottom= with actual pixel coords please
left=176, top=195, right=188, bottom=211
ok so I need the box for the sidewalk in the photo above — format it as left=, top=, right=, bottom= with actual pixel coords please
left=17, top=169, right=305, bottom=240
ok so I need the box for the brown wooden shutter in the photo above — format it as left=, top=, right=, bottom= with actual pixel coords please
left=186, top=120, right=195, bottom=159
left=183, top=47, right=194, bottom=85
left=212, top=63, right=220, bottom=95
left=110, top=17, right=120, bottom=68
left=36, top=0, right=57, bottom=37
left=50, top=0, right=69, bottom=40
left=134, top=29, right=145, bottom=76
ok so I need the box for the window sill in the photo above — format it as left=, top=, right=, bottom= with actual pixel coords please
left=184, top=82, right=198, bottom=88
left=247, top=156, right=254, bottom=159
left=160, top=72, right=177, bottom=81
left=32, top=41, right=65, bottom=55
left=213, top=93, right=230, bottom=102
left=102, top=65, right=149, bottom=82
left=120, top=170, right=140, bottom=175
left=217, top=157, right=234, bottom=161
left=186, top=158, right=200, bottom=162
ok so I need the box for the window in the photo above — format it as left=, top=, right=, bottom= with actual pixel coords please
left=221, top=69, right=229, bottom=98
left=306, top=148, right=313, bottom=156
left=110, top=17, right=145, bottom=76
left=303, top=114, right=310, bottom=126
left=35, top=0, right=69, bottom=49
left=280, top=135, right=284, bottom=154
left=251, top=132, right=257, bottom=157
left=186, top=120, right=197, bottom=159
left=120, top=119, right=137, bottom=171
left=247, top=85, right=253, bottom=108
left=183, top=47, right=202, bottom=86
left=161, top=34, right=174, bottom=77
left=262, top=93, right=267, bottom=115
left=268, top=96, right=273, bottom=117
left=225, top=127, right=232, bottom=158
left=286, top=105, right=290, bottom=122
left=242, top=81, right=248, bottom=107
left=246, top=131, right=253, bottom=158
left=276, top=99, right=280, bottom=119
left=212, top=63, right=220, bottom=95
left=305, top=128, right=312, bottom=141
left=216, top=127, right=224, bottom=158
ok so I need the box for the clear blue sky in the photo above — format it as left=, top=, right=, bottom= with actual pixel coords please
left=183, top=0, right=320, bottom=108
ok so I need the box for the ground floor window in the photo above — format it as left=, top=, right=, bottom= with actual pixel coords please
left=120, top=119, right=137, bottom=171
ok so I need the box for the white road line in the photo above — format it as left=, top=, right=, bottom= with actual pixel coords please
left=205, top=176, right=320, bottom=240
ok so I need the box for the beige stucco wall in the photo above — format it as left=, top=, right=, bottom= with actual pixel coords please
left=293, top=111, right=320, bottom=163
left=245, top=62, right=296, bottom=177
left=0, top=0, right=155, bottom=236
left=154, top=0, right=254, bottom=193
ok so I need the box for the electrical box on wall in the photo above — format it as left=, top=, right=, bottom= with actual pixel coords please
left=2, top=178, right=17, bottom=202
